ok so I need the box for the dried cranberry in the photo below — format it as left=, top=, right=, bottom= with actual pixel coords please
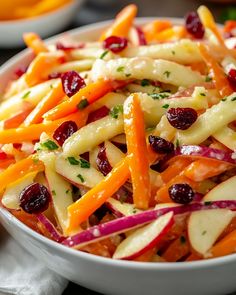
left=87, top=106, right=110, bottom=123
left=96, top=146, right=112, bottom=176
left=148, top=135, right=174, bottom=154
left=103, top=36, right=128, bottom=53
left=227, top=68, right=236, bottom=91
left=53, top=120, right=78, bottom=146
left=185, top=11, right=205, bottom=39
left=56, top=42, right=85, bottom=51
left=168, top=183, right=194, bottom=204
left=14, top=66, right=28, bottom=78
left=167, top=108, right=198, bottom=130
left=0, top=151, right=7, bottom=160
left=61, top=71, right=86, bottom=97
left=48, top=72, right=62, bottom=79
left=20, top=183, right=50, bottom=214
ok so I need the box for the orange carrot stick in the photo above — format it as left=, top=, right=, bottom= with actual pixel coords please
left=23, top=32, right=48, bottom=55
left=197, top=6, right=225, bottom=47
left=43, top=80, right=125, bottom=121
left=209, top=229, right=236, bottom=258
left=100, top=4, right=137, bottom=40
left=0, top=156, right=44, bottom=193
left=0, top=158, right=16, bottom=169
left=155, top=174, right=198, bottom=204
left=0, top=111, right=88, bottom=143
left=184, top=158, right=231, bottom=182
left=198, top=43, right=233, bottom=98
left=24, top=81, right=65, bottom=126
left=185, top=253, right=202, bottom=261
left=143, top=20, right=172, bottom=43
left=67, top=158, right=130, bottom=233
left=25, top=52, right=65, bottom=86
left=161, top=158, right=193, bottom=183
left=224, top=21, right=236, bottom=35
left=162, top=234, right=189, bottom=262
left=124, top=94, right=151, bottom=209
left=4, top=109, right=33, bottom=129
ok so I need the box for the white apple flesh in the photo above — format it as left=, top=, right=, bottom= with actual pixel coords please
left=113, top=212, right=174, bottom=260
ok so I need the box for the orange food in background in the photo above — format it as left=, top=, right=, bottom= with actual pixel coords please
left=0, top=0, right=73, bottom=21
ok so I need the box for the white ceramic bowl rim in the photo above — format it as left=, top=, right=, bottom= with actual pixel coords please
left=0, top=17, right=231, bottom=271
left=0, top=0, right=79, bottom=24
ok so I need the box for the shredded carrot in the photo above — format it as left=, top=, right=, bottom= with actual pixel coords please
left=24, top=81, right=65, bottom=125
left=133, top=247, right=157, bottom=262
left=209, top=229, right=236, bottom=258
left=162, top=234, right=190, bottom=262
left=197, top=6, right=225, bottom=47
left=23, top=32, right=48, bottom=55
left=0, top=158, right=16, bottom=169
left=100, top=4, right=137, bottom=40
left=124, top=94, right=151, bottom=209
left=184, top=158, right=231, bottom=182
left=185, top=253, right=202, bottom=261
left=142, top=20, right=172, bottom=43
left=161, top=158, right=193, bottom=183
left=0, top=156, right=44, bottom=193
left=0, top=111, right=88, bottom=143
left=43, top=80, right=126, bottom=121
left=149, top=26, right=186, bottom=42
left=224, top=20, right=236, bottom=34
left=4, top=109, right=33, bottom=129
left=25, top=52, right=65, bottom=86
left=67, top=158, right=130, bottom=233
left=198, top=43, right=233, bottom=98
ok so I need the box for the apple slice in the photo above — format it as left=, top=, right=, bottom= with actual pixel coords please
left=113, top=211, right=174, bottom=260
left=106, top=198, right=142, bottom=217
left=40, top=152, right=73, bottom=234
left=188, top=175, right=236, bottom=256
left=1, top=172, right=37, bottom=209
left=55, top=153, right=104, bottom=188
left=104, top=140, right=125, bottom=167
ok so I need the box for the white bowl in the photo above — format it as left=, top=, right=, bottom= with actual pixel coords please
left=0, top=0, right=84, bottom=48
left=1, top=18, right=236, bottom=295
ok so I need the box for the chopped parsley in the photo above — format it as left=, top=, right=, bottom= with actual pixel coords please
left=125, top=73, right=131, bottom=77
left=65, top=189, right=70, bottom=194
left=50, top=84, right=54, bottom=89
left=202, top=230, right=207, bottom=236
left=175, top=139, right=180, bottom=148
left=150, top=92, right=170, bottom=100
left=22, top=91, right=31, bottom=99
left=117, top=66, right=125, bottom=72
left=77, top=174, right=85, bottom=183
left=204, top=201, right=212, bottom=206
left=141, top=79, right=150, bottom=87
left=163, top=71, right=171, bottom=78
left=205, top=76, right=212, bottom=82
left=110, top=105, right=123, bottom=119
left=231, top=96, right=236, bottom=101
left=77, top=98, right=89, bottom=110
left=41, top=140, right=58, bottom=150
left=79, top=158, right=90, bottom=168
left=200, top=93, right=206, bottom=96
left=221, top=97, right=227, bottom=102
left=162, top=104, right=169, bottom=109
left=67, top=157, right=80, bottom=165
left=171, top=50, right=176, bottom=55
left=132, top=209, right=137, bottom=214
left=180, top=235, right=186, bottom=244
left=32, top=156, right=39, bottom=164
left=51, top=190, right=56, bottom=196
left=100, top=50, right=109, bottom=59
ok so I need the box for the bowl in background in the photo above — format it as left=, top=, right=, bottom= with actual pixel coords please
left=0, top=18, right=236, bottom=295
left=0, top=0, right=84, bottom=48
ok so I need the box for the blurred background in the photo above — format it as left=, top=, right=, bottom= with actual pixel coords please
left=0, top=0, right=235, bottom=294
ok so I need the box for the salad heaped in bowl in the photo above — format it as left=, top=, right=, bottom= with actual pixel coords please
left=1, top=4, right=236, bottom=263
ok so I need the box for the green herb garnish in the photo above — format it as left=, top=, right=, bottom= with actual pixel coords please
left=41, top=140, right=58, bottom=150
left=51, top=190, right=56, bottom=196
left=162, top=104, right=169, bottom=109
left=205, top=76, right=212, bottom=82
left=204, top=201, right=212, bottom=206
left=100, top=50, right=109, bottom=59
left=22, top=91, right=31, bottom=99
left=77, top=98, right=89, bottom=110
left=110, top=105, right=123, bottom=119
left=150, top=92, right=170, bottom=100
left=171, top=50, right=176, bottom=55
left=67, top=157, right=80, bottom=165
left=163, top=71, right=171, bottom=78
left=117, top=66, right=125, bottom=72
left=77, top=174, right=85, bottom=182
left=175, top=139, right=180, bottom=148
left=79, top=158, right=90, bottom=168
left=231, top=96, right=236, bottom=101
left=141, top=79, right=150, bottom=87
left=202, top=230, right=207, bottom=236
left=221, top=97, right=227, bottom=102
left=125, top=73, right=131, bottom=77
left=200, top=93, right=206, bottom=96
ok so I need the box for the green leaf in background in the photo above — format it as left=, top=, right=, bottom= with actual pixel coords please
left=221, top=7, right=236, bottom=22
